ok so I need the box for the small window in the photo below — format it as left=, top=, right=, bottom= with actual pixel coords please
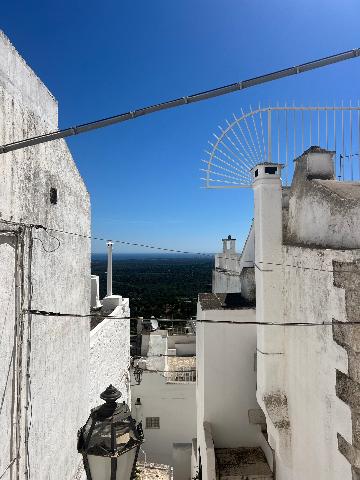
left=50, top=187, right=57, bottom=205
left=264, top=166, right=277, bottom=175
left=146, top=417, right=160, bottom=429
left=254, top=169, right=258, bottom=177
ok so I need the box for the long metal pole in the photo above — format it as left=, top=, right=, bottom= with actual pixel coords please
left=1, top=48, right=360, bottom=155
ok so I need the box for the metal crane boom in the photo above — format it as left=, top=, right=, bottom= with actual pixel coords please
left=1, top=48, right=359, bottom=154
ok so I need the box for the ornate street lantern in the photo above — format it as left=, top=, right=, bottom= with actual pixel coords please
left=78, top=385, right=143, bottom=480
left=133, top=366, right=143, bottom=385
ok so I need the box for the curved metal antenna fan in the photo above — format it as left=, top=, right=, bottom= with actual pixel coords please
left=201, top=103, right=360, bottom=188
left=201, top=106, right=270, bottom=188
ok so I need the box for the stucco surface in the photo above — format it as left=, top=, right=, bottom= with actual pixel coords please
left=253, top=155, right=360, bottom=480
left=276, top=245, right=358, bottom=480
left=90, top=312, right=130, bottom=408
left=196, top=305, right=262, bottom=454
left=286, top=152, right=360, bottom=249
left=0, top=30, right=90, bottom=480
left=131, top=370, right=196, bottom=469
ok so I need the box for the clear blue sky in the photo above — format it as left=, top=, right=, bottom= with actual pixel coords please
left=2, top=0, right=360, bottom=253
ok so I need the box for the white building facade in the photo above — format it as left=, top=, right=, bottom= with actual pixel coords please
left=254, top=149, right=360, bottom=480
left=194, top=147, right=360, bottom=480
left=195, top=291, right=272, bottom=479
left=131, top=328, right=196, bottom=480
left=0, top=31, right=130, bottom=480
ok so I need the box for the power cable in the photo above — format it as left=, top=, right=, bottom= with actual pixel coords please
left=1, top=218, right=359, bottom=275
left=0, top=458, right=17, bottom=479
left=23, top=309, right=359, bottom=327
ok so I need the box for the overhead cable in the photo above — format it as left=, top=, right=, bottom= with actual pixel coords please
left=24, top=310, right=359, bottom=327
left=1, top=219, right=359, bottom=275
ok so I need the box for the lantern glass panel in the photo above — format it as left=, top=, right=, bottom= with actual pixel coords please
left=114, top=419, right=138, bottom=449
left=87, top=447, right=137, bottom=480
left=87, top=418, right=113, bottom=453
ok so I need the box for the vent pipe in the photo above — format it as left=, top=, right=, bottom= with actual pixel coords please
left=106, top=241, right=113, bottom=297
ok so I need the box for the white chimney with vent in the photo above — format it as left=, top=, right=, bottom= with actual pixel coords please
left=102, top=240, right=123, bottom=312
left=106, top=240, right=113, bottom=297
left=252, top=163, right=285, bottom=396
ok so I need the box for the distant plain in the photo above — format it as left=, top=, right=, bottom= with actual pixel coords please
left=91, top=254, right=213, bottom=319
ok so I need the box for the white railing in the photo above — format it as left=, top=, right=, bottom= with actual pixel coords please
left=168, top=326, right=188, bottom=336
left=165, top=368, right=196, bottom=383
left=202, top=104, right=360, bottom=188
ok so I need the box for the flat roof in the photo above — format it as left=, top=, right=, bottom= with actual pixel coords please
left=198, top=292, right=255, bottom=311
left=167, top=356, right=196, bottom=371
left=315, top=179, right=360, bottom=202
left=138, top=463, right=172, bottom=480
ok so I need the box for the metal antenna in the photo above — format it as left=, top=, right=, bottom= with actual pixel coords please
left=202, top=104, right=360, bottom=188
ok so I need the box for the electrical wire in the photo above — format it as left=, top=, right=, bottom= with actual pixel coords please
left=0, top=457, right=17, bottom=479
left=22, top=309, right=360, bottom=327
left=1, top=218, right=359, bottom=275
left=33, top=230, right=61, bottom=253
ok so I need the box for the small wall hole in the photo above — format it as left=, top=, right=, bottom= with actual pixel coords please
left=50, top=187, right=57, bottom=205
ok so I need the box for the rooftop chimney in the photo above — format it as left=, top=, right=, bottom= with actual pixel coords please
left=106, top=241, right=113, bottom=297
left=252, top=163, right=285, bottom=398
left=222, top=234, right=236, bottom=254
left=294, top=146, right=335, bottom=180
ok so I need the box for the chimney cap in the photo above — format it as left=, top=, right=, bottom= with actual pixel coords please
left=222, top=234, right=236, bottom=241
left=250, top=162, right=284, bottom=173
left=293, top=146, right=335, bottom=163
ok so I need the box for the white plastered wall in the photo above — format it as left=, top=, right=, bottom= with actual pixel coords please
left=131, top=371, right=196, bottom=473
left=273, top=246, right=357, bottom=480
left=0, top=30, right=92, bottom=480
left=90, top=303, right=131, bottom=408
left=196, top=303, right=262, bottom=478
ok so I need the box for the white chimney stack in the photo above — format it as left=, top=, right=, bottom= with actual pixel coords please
left=106, top=240, right=113, bottom=297
left=102, top=240, right=124, bottom=313
left=251, top=163, right=285, bottom=397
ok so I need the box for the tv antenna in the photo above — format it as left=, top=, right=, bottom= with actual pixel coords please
left=202, top=104, right=360, bottom=188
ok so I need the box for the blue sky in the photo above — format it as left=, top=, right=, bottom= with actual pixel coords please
left=2, top=0, right=360, bottom=253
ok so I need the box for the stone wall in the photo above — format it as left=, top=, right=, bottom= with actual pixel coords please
left=273, top=245, right=358, bottom=480
left=333, top=259, right=360, bottom=478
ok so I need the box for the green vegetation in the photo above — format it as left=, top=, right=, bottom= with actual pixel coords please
left=91, top=254, right=213, bottom=319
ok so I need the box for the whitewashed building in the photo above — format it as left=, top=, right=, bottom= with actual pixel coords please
left=0, top=31, right=130, bottom=480
left=195, top=261, right=272, bottom=479
left=131, top=327, right=196, bottom=480
left=194, top=146, right=360, bottom=480
left=254, top=149, right=360, bottom=480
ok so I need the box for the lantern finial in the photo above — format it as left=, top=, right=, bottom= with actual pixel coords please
left=100, top=384, right=122, bottom=403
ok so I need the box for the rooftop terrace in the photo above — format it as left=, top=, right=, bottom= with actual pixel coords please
left=215, top=447, right=273, bottom=480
